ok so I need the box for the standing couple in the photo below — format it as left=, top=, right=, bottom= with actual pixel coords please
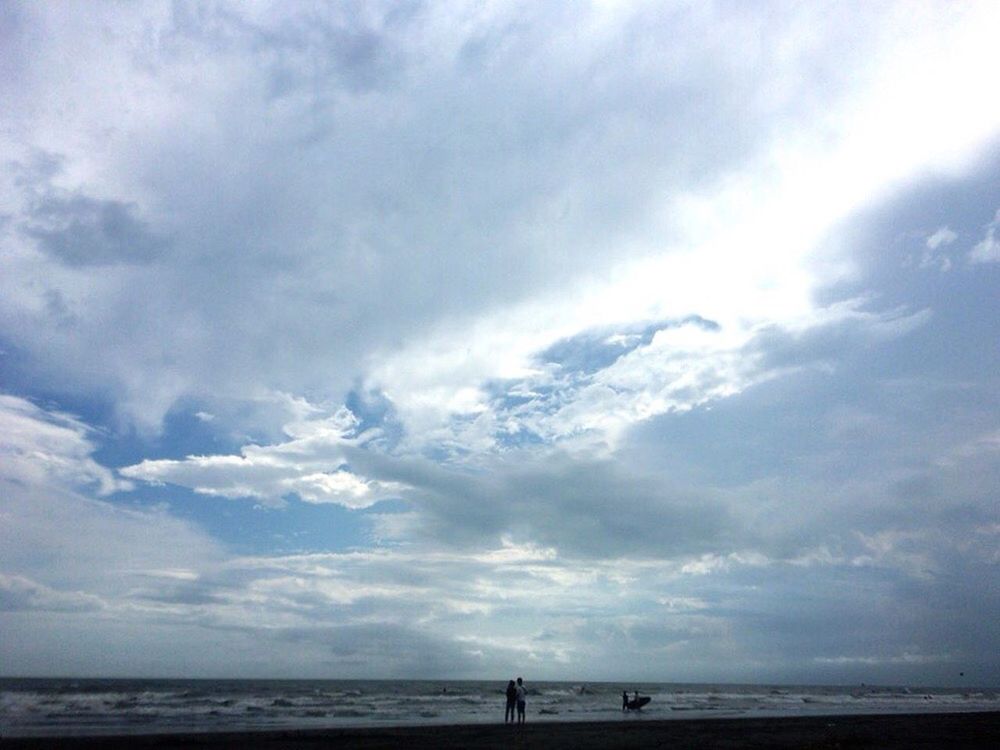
left=504, top=677, right=527, bottom=725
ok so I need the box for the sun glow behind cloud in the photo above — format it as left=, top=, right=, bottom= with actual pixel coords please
left=365, top=3, right=1000, bottom=457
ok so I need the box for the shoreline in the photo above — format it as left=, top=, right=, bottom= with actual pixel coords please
left=3, top=711, right=999, bottom=749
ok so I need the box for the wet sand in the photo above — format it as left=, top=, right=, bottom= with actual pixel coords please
left=3, top=711, right=999, bottom=749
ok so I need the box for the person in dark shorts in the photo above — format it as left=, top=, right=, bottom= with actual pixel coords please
left=515, top=676, right=526, bottom=725
left=505, top=679, right=517, bottom=723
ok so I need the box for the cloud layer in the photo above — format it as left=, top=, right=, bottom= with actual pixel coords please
left=1, top=1, right=999, bottom=685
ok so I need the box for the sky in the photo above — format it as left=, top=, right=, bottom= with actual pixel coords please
left=1, top=1, right=999, bottom=686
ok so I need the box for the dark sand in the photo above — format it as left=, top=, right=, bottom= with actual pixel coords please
left=4, top=712, right=999, bottom=749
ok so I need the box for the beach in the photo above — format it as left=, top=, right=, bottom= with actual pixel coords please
left=3, top=712, right=999, bottom=749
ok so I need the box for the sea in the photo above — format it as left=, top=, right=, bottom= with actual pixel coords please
left=1, top=678, right=997, bottom=738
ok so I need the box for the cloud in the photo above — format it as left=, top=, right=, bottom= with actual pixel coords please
left=0, top=573, right=104, bottom=613
left=814, top=653, right=951, bottom=666
left=918, top=226, right=957, bottom=271
left=2, top=2, right=999, bottom=432
left=122, top=454, right=400, bottom=509
left=926, top=226, right=957, bottom=250
left=3, top=391, right=998, bottom=681
left=0, top=396, right=223, bottom=597
left=22, top=191, right=167, bottom=267
left=0, top=394, right=130, bottom=495
left=376, top=452, right=736, bottom=559
left=968, top=208, right=1000, bottom=264
left=120, top=406, right=406, bottom=508
left=273, top=623, right=488, bottom=677
left=2, top=2, right=1000, bottom=685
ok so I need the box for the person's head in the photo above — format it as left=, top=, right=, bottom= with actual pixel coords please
left=508, top=680, right=515, bottom=687
left=517, top=677, right=522, bottom=685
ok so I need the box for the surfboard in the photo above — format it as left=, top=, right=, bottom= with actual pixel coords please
left=627, top=696, right=651, bottom=710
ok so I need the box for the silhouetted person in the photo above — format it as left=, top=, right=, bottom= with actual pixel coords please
left=515, top=676, right=526, bottom=725
left=622, top=690, right=628, bottom=711
left=505, top=680, right=517, bottom=724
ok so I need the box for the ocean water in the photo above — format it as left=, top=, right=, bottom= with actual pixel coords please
left=1, top=678, right=997, bottom=737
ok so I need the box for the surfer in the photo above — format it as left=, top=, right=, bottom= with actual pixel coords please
left=504, top=680, right=517, bottom=724
left=624, top=690, right=651, bottom=711
left=515, top=676, right=526, bottom=725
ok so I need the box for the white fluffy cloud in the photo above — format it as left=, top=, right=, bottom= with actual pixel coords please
left=926, top=227, right=958, bottom=250
left=0, top=394, right=130, bottom=495
left=121, top=406, right=406, bottom=508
